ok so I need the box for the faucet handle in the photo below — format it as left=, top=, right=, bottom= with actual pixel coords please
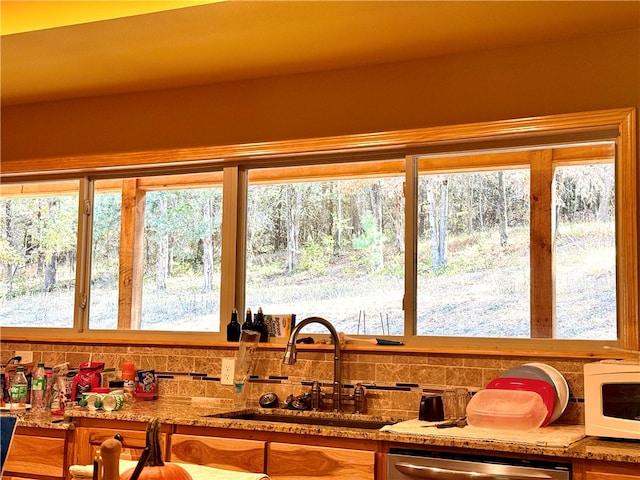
left=310, top=380, right=323, bottom=411
left=353, top=383, right=367, bottom=414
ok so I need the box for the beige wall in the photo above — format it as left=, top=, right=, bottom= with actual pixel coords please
left=2, top=29, right=638, bottom=161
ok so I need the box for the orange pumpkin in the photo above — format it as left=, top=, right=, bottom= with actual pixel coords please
left=120, top=417, right=192, bottom=480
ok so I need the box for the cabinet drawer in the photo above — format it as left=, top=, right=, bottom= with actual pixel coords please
left=74, top=427, right=168, bottom=466
left=3, top=435, right=65, bottom=478
left=267, top=442, right=375, bottom=480
left=170, top=434, right=266, bottom=473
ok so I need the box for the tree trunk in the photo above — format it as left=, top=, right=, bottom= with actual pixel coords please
left=369, top=182, right=383, bottom=233
left=392, top=187, right=404, bottom=252
left=44, top=253, right=57, bottom=291
left=336, top=191, right=343, bottom=252
left=286, top=185, right=301, bottom=274
left=156, top=195, right=169, bottom=291
left=497, top=171, right=509, bottom=247
left=427, top=176, right=449, bottom=270
left=369, top=181, right=384, bottom=270
left=466, top=178, right=474, bottom=234
left=4, top=200, right=15, bottom=291
left=596, top=169, right=614, bottom=222
left=201, top=198, right=214, bottom=292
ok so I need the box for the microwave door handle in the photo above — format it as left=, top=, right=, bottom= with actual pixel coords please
left=394, top=462, right=554, bottom=480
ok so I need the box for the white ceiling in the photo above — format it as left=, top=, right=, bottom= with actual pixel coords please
left=2, top=1, right=639, bottom=106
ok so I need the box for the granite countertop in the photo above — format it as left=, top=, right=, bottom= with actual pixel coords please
left=3, top=411, right=75, bottom=430
left=16, top=400, right=640, bottom=464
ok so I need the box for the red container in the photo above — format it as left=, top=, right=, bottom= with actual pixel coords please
left=486, top=377, right=555, bottom=426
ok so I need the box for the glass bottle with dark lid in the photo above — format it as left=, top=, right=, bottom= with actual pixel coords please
left=241, top=307, right=254, bottom=331
left=227, top=307, right=241, bottom=341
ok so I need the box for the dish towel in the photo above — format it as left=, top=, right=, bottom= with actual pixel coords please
left=70, top=459, right=270, bottom=480
left=381, top=419, right=585, bottom=448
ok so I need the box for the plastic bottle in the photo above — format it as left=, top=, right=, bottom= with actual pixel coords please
left=121, top=362, right=136, bottom=394
left=9, top=366, right=28, bottom=412
left=226, top=307, right=241, bottom=342
left=48, top=362, right=69, bottom=416
left=241, top=308, right=253, bottom=331
left=31, top=362, right=47, bottom=412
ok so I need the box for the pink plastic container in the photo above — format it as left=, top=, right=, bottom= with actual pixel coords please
left=466, top=389, right=548, bottom=431
left=486, top=377, right=556, bottom=426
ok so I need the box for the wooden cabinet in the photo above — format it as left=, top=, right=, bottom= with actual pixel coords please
left=170, top=434, right=266, bottom=473
left=73, top=420, right=168, bottom=467
left=2, top=426, right=70, bottom=480
left=267, top=442, right=375, bottom=480
left=172, top=424, right=380, bottom=479
left=574, top=460, right=640, bottom=480
left=170, top=433, right=375, bottom=479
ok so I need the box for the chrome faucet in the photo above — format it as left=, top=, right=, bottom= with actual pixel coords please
left=282, top=316, right=343, bottom=412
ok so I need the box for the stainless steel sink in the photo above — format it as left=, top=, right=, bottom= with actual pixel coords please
left=205, top=410, right=397, bottom=429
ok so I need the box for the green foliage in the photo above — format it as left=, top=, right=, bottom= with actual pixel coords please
left=0, top=238, right=23, bottom=265
left=378, top=250, right=404, bottom=277
left=351, top=211, right=384, bottom=272
left=92, top=193, right=121, bottom=268
left=299, top=235, right=334, bottom=274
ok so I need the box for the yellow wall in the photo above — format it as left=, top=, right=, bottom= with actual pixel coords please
left=1, top=29, right=639, bottom=162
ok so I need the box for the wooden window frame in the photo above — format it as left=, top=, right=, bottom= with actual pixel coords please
left=0, top=108, right=636, bottom=356
left=408, top=143, right=617, bottom=342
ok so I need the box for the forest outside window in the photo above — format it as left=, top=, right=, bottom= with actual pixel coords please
left=0, top=181, right=79, bottom=328
left=245, top=162, right=405, bottom=335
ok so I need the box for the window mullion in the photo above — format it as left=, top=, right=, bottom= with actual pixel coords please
left=220, top=166, right=242, bottom=324
left=530, top=149, right=555, bottom=338
left=405, top=155, right=418, bottom=337
left=74, top=178, right=92, bottom=332
left=118, top=179, right=146, bottom=330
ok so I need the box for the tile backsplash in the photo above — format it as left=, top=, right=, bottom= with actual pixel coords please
left=0, top=341, right=588, bottom=424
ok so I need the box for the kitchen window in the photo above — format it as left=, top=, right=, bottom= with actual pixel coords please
left=412, top=144, right=617, bottom=340
left=0, top=108, right=636, bottom=353
left=87, top=177, right=223, bottom=332
left=0, top=181, right=79, bottom=329
left=245, top=163, right=405, bottom=335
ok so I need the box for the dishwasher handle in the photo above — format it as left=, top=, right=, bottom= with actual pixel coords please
left=394, top=462, right=554, bottom=480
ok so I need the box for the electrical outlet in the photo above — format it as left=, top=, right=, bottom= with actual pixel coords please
left=14, top=350, right=33, bottom=363
left=221, top=358, right=235, bottom=385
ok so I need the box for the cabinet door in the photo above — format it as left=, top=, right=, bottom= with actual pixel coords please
left=2, top=434, right=66, bottom=479
left=170, top=434, right=266, bottom=473
left=585, top=474, right=640, bottom=480
left=73, top=427, right=168, bottom=466
left=267, top=442, right=375, bottom=480
left=574, top=460, right=640, bottom=480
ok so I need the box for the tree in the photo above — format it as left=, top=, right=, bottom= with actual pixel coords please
left=201, top=197, right=215, bottom=292
left=352, top=211, right=384, bottom=272
left=155, top=194, right=169, bottom=291
left=35, top=197, right=77, bottom=291
left=426, top=176, right=450, bottom=271
left=285, top=184, right=302, bottom=274
left=497, top=171, right=509, bottom=246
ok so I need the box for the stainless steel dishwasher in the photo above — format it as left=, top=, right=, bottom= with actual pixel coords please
left=388, top=448, right=571, bottom=480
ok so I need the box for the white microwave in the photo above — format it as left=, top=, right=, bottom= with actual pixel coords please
left=584, top=360, right=640, bottom=440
